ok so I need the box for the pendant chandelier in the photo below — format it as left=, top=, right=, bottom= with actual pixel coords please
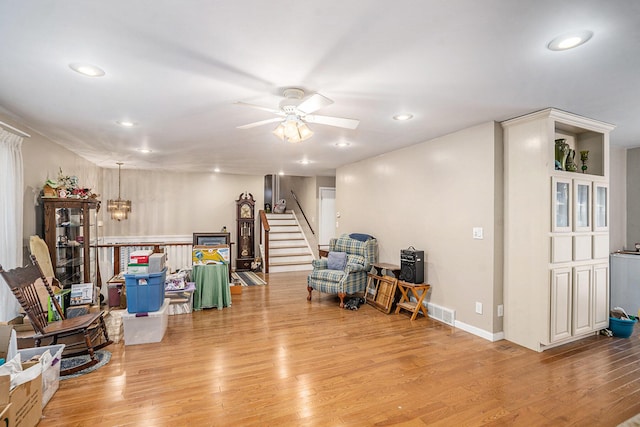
left=107, top=162, right=131, bottom=221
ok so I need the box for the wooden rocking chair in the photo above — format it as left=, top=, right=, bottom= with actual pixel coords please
left=0, top=255, right=112, bottom=375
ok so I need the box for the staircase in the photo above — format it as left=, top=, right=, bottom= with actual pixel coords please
left=264, top=212, right=314, bottom=273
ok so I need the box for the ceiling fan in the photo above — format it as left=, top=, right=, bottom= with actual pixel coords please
left=236, top=88, right=359, bottom=143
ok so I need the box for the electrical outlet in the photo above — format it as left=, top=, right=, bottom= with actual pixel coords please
left=497, top=304, right=504, bottom=317
left=475, top=302, right=483, bottom=314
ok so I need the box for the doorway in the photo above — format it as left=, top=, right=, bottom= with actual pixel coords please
left=318, top=187, right=336, bottom=246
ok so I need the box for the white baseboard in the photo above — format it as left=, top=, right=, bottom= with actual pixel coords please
left=454, top=319, right=505, bottom=342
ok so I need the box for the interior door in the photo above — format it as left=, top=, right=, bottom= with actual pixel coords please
left=318, top=187, right=336, bottom=246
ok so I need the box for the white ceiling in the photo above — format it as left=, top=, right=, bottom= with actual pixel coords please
left=1, top=1, right=639, bottom=176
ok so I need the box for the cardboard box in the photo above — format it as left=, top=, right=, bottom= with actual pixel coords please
left=129, top=249, right=153, bottom=264
left=0, top=402, right=10, bottom=427
left=1, top=336, right=43, bottom=427
left=69, top=283, right=94, bottom=305
left=192, top=245, right=230, bottom=265
left=0, top=325, right=18, bottom=364
left=127, top=264, right=149, bottom=275
left=0, top=369, right=9, bottom=405
left=8, top=364, right=43, bottom=427
left=48, top=289, right=71, bottom=322
left=0, top=375, right=11, bottom=426
left=148, top=252, right=166, bottom=274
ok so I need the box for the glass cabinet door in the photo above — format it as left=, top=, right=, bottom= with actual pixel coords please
left=573, top=180, right=592, bottom=232
left=55, top=207, right=85, bottom=287
left=552, top=177, right=572, bottom=232
left=594, top=183, right=608, bottom=231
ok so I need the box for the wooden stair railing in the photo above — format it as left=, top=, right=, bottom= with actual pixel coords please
left=260, top=210, right=270, bottom=273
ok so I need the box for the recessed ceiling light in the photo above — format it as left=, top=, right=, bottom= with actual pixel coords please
left=137, top=148, right=152, bottom=154
left=393, top=113, right=413, bottom=121
left=278, top=171, right=285, bottom=176
left=547, top=30, right=593, bottom=51
left=117, top=120, right=137, bottom=127
left=213, top=167, right=221, bottom=173
left=298, top=159, right=310, bottom=165
left=335, top=141, right=351, bottom=148
left=69, top=62, right=106, bottom=77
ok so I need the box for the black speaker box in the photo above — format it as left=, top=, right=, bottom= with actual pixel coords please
left=400, top=248, right=425, bottom=284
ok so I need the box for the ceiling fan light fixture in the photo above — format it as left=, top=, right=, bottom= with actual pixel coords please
left=284, top=120, right=299, bottom=140
left=297, top=122, right=313, bottom=141
left=272, top=123, right=286, bottom=140
left=272, top=118, right=313, bottom=143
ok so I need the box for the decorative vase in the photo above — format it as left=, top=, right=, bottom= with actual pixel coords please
left=555, top=139, right=569, bottom=171
left=580, top=150, right=589, bottom=173
left=565, top=149, right=577, bottom=172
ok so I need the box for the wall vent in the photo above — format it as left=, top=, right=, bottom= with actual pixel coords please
left=426, top=302, right=456, bottom=326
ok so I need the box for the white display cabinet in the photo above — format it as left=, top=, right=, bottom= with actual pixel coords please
left=503, top=108, right=614, bottom=352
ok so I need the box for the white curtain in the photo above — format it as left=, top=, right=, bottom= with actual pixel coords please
left=0, top=128, right=24, bottom=321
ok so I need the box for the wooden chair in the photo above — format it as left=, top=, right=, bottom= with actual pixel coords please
left=0, top=255, right=112, bottom=375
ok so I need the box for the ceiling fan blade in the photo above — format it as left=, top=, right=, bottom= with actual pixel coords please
left=235, top=101, right=283, bottom=115
left=305, top=114, right=359, bottom=130
left=297, top=93, right=334, bottom=114
left=237, top=117, right=283, bottom=129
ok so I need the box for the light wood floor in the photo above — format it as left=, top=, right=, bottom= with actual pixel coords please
left=39, top=271, right=640, bottom=426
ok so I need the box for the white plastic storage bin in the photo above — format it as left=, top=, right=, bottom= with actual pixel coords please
left=165, top=282, right=196, bottom=315
left=18, top=343, right=65, bottom=407
left=121, top=298, right=169, bottom=345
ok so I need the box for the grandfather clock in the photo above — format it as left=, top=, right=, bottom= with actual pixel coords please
left=235, top=192, right=255, bottom=271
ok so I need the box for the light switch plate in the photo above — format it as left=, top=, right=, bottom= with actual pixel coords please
left=473, top=227, right=484, bottom=239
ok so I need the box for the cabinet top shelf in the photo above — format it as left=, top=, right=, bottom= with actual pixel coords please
left=42, top=197, right=100, bottom=208
left=501, top=108, right=616, bottom=133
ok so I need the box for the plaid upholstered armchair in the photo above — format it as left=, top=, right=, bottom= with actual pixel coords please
left=307, top=234, right=378, bottom=308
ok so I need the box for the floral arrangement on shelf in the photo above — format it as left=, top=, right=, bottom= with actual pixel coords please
left=42, top=167, right=99, bottom=199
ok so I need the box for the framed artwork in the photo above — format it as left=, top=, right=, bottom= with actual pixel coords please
left=193, top=232, right=230, bottom=247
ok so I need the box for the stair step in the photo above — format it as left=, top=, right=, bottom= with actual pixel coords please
left=270, top=225, right=300, bottom=233
left=269, top=248, right=313, bottom=256
left=269, top=263, right=313, bottom=273
left=269, top=254, right=314, bottom=264
left=268, top=219, right=298, bottom=226
left=269, top=244, right=309, bottom=251
left=266, top=213, right=294, bottom=220
left=269, top=233, right=304, bottom=240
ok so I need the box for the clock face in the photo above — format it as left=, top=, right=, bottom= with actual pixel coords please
left=241, top=203, right=252, bottom=218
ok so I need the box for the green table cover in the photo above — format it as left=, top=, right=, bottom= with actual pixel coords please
left=192, top=264, right=231, bottom=310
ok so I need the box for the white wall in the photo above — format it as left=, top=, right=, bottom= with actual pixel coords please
left=627, top=147, right=640, bottom=248
left=100, top=168, right=263, bottom=242
left=336, top=121, right=503, bottom=334
left=16, top=115, right=101, bottom=254
left=610, top=145, right=627, bottom=250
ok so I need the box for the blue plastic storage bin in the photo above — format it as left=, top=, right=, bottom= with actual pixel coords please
left=124, top=267, right=167, bottom=313
left=609, top=317, right=637, bottom=338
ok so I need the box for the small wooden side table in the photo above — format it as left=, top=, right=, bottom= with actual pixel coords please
left=371, top=262, right=401, bottom=278
left=395, top=281, right=431, bottom=320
